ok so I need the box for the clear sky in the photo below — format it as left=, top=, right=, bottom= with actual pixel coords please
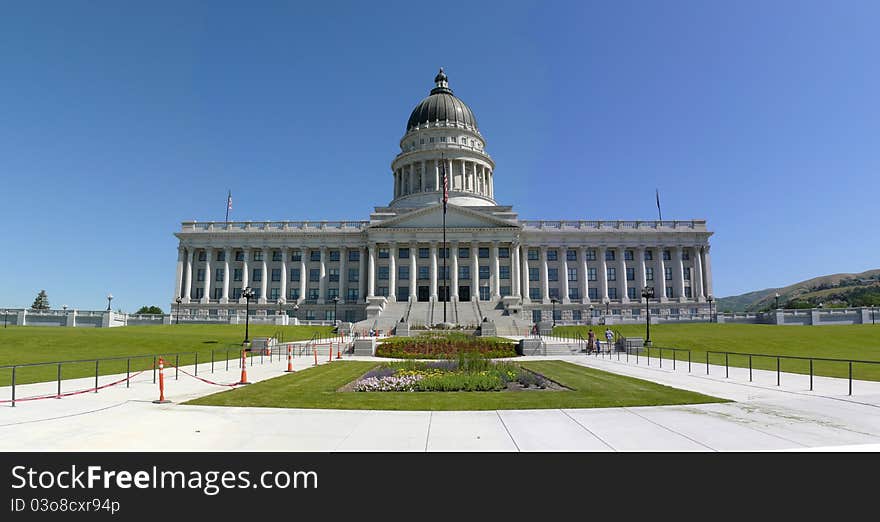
left=1, top=1, right=878, bottom=312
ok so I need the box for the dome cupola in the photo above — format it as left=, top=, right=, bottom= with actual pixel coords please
left=406, top=68, right=478, bottom=133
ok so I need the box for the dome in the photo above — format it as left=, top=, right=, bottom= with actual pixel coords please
left=406, top=68, right=478, bottom=132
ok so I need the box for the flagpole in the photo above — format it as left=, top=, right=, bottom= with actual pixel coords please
left=655, top=189, right=663, bottom=222
left=442, top=155, right=447, bottom=324
left=225, top=190, right=231, bottom=224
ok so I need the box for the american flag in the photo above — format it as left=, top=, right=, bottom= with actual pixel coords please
left=441, top=160, right=448, bottom=212
left=227, top=190, right=233, bottom=211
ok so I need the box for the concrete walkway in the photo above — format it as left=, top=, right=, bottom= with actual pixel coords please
left=1, top=349, right=879, bottom=452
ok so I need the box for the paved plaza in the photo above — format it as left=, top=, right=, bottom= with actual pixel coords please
left=2, top=346, right=879, bottom=452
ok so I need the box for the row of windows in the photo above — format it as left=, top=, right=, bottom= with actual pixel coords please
left=526, top=248, right=691, bottom=262
left=405, top=135, right=484, bottom=151
left=524, top=286, right=694, bottom=301
left=376, top=246, right=509, bottom=259
left=198, top=249, right=361, bottom=263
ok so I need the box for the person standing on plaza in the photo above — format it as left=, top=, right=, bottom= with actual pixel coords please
left=604, top=327, right=614, bottom=352
left=587, top=328, right=596, bottom=353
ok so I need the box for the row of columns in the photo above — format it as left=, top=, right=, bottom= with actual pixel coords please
left=393, top=159, right=493, bottom=199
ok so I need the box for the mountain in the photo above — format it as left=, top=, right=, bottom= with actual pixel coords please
left=716, top=269, right=880, bottom=312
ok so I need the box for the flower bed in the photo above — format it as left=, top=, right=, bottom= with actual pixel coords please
left=376, top=332, right=517, bottom=359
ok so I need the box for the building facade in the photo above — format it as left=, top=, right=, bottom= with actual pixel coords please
left=173, top=70, right=713, bottom=330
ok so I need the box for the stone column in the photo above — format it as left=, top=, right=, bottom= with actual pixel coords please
left=561, top=246, right=570, bottom=304
left=619, top=247, right=629, bottom=304
left=491, top=241, right=500, bottom=299
left=434, top=161, right=440, bottom=193
left=202, top=248, right=212, bottom=303
left=674, top=246, right=686, bottom=302
left=299, top=248, right=308, bottom=304
left=175, top=245, right=185, bottom=300
left=598, top=246, right=609, bottom=303
left=388, top=242, right=397, bottom=302
left=280, top=247, right=288, bottom=303
left=657, top=247, right=668, bottom=303
left=448, top=159, right=454, bottom=190
left=317, top=247, right=328, bottom=304
left=430, top=242, right=438, bottom=300
left=183, top=248, right=194, bottom=302
left=241, top=248, right=250, bottom=301
left=409, top=242, right=417, bottom=302
left=703, top=245, right=714, bottom=299
left=222, top=247, right=232, bottom=303
left=358, top=246, right=367, bottom=301
left=512, top=241, right=521, bottom=298
left=339, top=247, right=347, bottom=303
left=637, top=247, right=647, bottom=289
left=471, top=241, right=479, bottom=301
left=451, top=241, right=459, bottom=301
left=540, top=246, right=550, bottom=304
left=579, top=246, right=589, bottom=304
left=367, top=244, right=376, bottom=298
left=260, top=247, right=269, bottom=304
left=692, top=246, right=704, bottom=302
left=521, top=243, right=530, bottom=303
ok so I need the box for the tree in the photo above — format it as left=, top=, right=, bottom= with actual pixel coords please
left=135, top=306, right=164, bottom=315
left=31, top=290, right=50, bottom=310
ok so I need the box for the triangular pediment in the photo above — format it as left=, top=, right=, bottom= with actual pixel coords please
left=371, top=204, right=519, bottom=229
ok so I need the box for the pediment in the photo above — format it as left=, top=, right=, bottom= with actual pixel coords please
left=372, top=204, right=518, bottom=229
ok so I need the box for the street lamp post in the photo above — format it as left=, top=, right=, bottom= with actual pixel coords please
left=293, top=303, right=300, bottom=325
left=242, top=287, right=255, bottom=345
left=589, top=304, right=594, bottom=325
left=2, top=310, right=6, bottom=328
left=332, top=296, right=340, bottom=325
left=551, top=298, right=558, bottom=328
left=707, top=295, right=714, bottom=323
left=641, top=286, right=654, bottom=346
left=106, top=293, right=113, bottom=311
left=175, top=297, right=182, bottom=325
left=775, top=292, right=780, bottom=310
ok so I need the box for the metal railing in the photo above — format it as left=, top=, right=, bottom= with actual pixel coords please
left=621, top=346, right=692, bottom=372
left=705, top=350, right=880, bottom=396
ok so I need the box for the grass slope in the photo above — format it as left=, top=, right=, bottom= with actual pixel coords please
left=185, top=360, right=725, bottom=410
left=0, top=325, right=334, bottom=385
left=554, top=323, right=880, bottom=380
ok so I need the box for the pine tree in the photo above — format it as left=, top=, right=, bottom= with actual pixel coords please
left=31, top=290, right=50, bottom=310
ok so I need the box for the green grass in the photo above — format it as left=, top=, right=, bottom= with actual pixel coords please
left=553, top=323, right=880, bottom=381
left=0, top=325, right=334, bottom=386
left=184, top=360, right=725, bottom=410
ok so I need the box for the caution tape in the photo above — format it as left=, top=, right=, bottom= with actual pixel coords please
left=0, top=370, right=147, bottom=404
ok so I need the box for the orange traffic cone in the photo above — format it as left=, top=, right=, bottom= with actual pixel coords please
left=336, top=342, right=342, bottom=359
left=313, top=346, right=318, bottom=366
left=238, top=349, right=251, bottom=385
left=285, top=344, right=294, bottom=373
left=153, top=357, right=171, bottom=404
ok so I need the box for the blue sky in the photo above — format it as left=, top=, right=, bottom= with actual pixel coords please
left=1, top=1, right=878, bottom=312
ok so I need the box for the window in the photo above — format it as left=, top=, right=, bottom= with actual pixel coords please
left=532, top=309, right=542, bottom=323
left=419, top=248, right=429, bottom=259
left=549, top=288, right=560, bottom=299
left=479, top=286, right=490, bottom=300
left=348, top=250, right=359, bottom=262
left=685, top=287, right=692, bottom=298
left=683, top=267, right=691, bottom=281
left=605, top=250, right=615, bottom=261
left=308, top=288, right=319, bottom=300
left=233, top=288, right=242, bottom=299
left=459, top=266, right=470, bottom=280
left=377, top=286, right=388, bottom=297
left=418, top=266, right=429, bottom=280
left=458, top=247, right=469, bottom=258
left=552, top=308, right=561, bottom=320
left=398, top=247, right=409, bottom=259
left=500, top=266, right=510, bottom=280
left=548, top=268, right=558, bottom=281
left=626, top=267, right=635, bottom=281
left=252, top=269, right=262, bottom=282
left=644, top=250, right=653, bottom=261
left=586, top=249, right=596, bottom=261
left=665, top=267, right=672, bottom=281
left=500, top=286, right=510, bottom=297
left=269, top=288, right=280, bottom=300
left=288, top=288, right=299, bottom=300
left=292, top=250, right=302, bottom=261
left=547, top=249, right=557, bottom=261
left=567, top=249, right=577, bottom=261
left=290, top=268, right=300, bottom=282
left=309, top=269, right=320, bottom=282
left=663, top=250, right=671, bottom=261
left=378, top=248, right=389, bottom=259
left=378, top=266, right=389, bottom=280
left=529, top=288, right=541, bottom=300
left=344, top=310, right=356, bottom=322
left=479, top=247, right=489, bottom=258
left=529, top=267, right=539, bottom=282
left=568, top=268, right=577, bottom=282
left=329, top=250, right=340, bottom=262
left=631, top=308, right=640, bottom=316
left=438, top=247, right=449, bottom=259
left=624, top=250, right=634, bottom=261
left=217, top=250, right=226, bottom=261
left=430, top=136, right=435, bottom=143
left=329, top=268, right=339, bottom=282
left=608, top=288, right=618, bottom=299
left=440, top=136, right=447, bottom=142
left=607, top=267, right=616, bottom=281
left=628, top=287, right=637, bottom=299
left=588, top=288, right=598, bottom=300
left=328, top=288, right=339, bottom=299
left=569, top=287, right=580, bottom=300
left=528, top=248, right=539, bottom=261
left=198, top=251, right=206, bottom=262
left=646, top=267, right=654, bottom=281
left=588, top=268, right=597, bottom=281
left=233, top=268, right=242, bottom=282
left=348, top=269, right=359, bottom=282
left=439, top=266, right=449, bottom=280
left=272, top=251, right=282, bottom=262
left=271, top=269, right=281, bottom=282
left=212, top=288, right=222, bottom=299
left=572, top=310, right=582, bottom=321
left=479, top=266, right=489, bottom=280
left=235, top=251, right=244, bottom=261
left=214, top=269, right=224, bottom=282
left=398, top=266, right=409, bottom=281
left=498, top=247, right=509, bottom=258
left=460, top=136, right=466, bottom=143
left=347, top=288, right=359, bottom=301
left=682, top=250, right=690, bottom=261
left=420, top=138, right=424, bottom=145
left=254, top=251, right=263, bottom=261
left=253, top=288, right=262, bottom=299
left=666, top=286, right=674, bottom=298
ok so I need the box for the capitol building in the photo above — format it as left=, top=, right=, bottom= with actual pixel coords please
left=172, top=69, right=714, bottom=333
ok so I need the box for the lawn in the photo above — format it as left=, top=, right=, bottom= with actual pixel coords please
left=553, top=323, right=880, bottom=381
left=185, top=360, right=725, bottom=410
left=0, top=325, right=334, bottom=386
